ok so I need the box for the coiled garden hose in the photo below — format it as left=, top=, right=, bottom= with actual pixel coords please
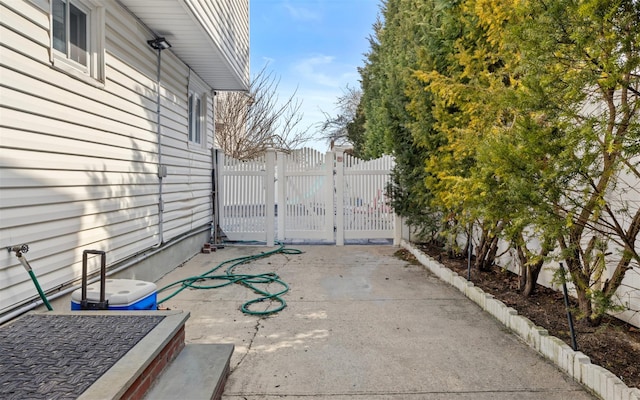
left=156, top=242, right=302, bottom=315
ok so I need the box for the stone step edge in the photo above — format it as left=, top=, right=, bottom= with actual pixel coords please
left=143, top=343, right=234, bottom=400
left=76, top=310, right=190, bottom=400
left=402, top=240, right=640, bottom=400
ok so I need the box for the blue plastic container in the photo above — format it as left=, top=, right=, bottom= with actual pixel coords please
left=71, top=279, right=157, bottom=310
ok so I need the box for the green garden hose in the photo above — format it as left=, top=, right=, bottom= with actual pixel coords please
left=12, top=247, right=54, bottom=311
left=27, top=269, right=53, bottom=311
left=156, top=242, right=301, bottom=315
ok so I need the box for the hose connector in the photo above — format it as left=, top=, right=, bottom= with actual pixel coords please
left=8, top=244, right=52, bottom=310
left=8, top=244, right=29, bottom=257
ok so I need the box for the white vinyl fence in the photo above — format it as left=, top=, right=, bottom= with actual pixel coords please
left=216, top=148, right=397, bottom=245
left=338, top=151, right=396, bottom=243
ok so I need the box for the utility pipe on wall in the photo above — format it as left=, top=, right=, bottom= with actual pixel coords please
left=147, top=37, right=171, bottom=247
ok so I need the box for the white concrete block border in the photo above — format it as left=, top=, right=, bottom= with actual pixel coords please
left=401, top=240, right=640, bottom=400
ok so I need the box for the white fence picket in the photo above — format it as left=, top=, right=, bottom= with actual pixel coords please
left=218, top=151, right=271, bottom=242
left=218, top=148, right=395, bottom=244
left=341, top=152, right=395, bottom=242
left=277, top=148, right=334, bottom=241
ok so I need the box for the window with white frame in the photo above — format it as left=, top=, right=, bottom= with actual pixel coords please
left=50, top=0, right=104, bottom=81
left=188, top=92, right=202, bottom=144
left=188, top=73, right=209, bottom=147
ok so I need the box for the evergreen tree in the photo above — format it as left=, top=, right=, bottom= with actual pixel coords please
left=507, top=0, right=640, bottom=323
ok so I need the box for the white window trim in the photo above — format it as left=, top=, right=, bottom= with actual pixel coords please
left=50, top=0, right=105, bottom=85
left=188, top=72, right=210, bottom=151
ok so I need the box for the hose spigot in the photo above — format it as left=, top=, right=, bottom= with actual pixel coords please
left=8, top=244, right=29, bottom=257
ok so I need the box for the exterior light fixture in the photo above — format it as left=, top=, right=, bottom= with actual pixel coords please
left=147, top=37, right=171, bottom=50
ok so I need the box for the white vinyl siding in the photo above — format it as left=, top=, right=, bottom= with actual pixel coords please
left=0, top=1, right=215, bottom=315
left=185, top=0, right=250, bottom=88
left=120, top=0, right=249, bottom=90
left=188, top=72, right=209, bottom=147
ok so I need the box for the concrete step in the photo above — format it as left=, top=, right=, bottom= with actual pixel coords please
left=143, top=343, right=234, bottom=400
left=1, top=310, right=189, bottom=400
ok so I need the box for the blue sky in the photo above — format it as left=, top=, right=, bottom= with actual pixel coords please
left=250, top=0, right=381, bottom=150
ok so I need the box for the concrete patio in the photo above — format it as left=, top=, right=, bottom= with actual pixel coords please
left=3, top=243, right=604, bottom=399
left=152, top=244, right=595, bottom=400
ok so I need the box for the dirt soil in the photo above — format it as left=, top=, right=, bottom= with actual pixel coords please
left=395, top=244, right=640, bottom=389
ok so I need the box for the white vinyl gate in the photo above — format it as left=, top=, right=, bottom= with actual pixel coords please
left=216, top=148, right=397, bottom=245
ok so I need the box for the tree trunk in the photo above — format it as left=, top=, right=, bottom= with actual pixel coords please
left=487, top=235, right=499, bottom=268
left=475, top=236, right=492, bottom=271
left=558, top=234, right=595, bottom=324
left=515, top=240, right=544, bottom=297
left=474, top=227, right=490, bottom=270
left=575, top=283, right=593, bottom=323
left=522, top=259, right=543, bottom=297
left=480, top=234, right=500, bottom=271
left=475, top=222, right=502, bottom=272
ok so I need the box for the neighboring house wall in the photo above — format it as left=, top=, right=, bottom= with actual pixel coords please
left=0, top=0, right=249, bottom=318
left=485, top=162, right=640, bottom=328
left=607, top=166, right=640, bottom=327
left=493, top=236, right=640, bottom=329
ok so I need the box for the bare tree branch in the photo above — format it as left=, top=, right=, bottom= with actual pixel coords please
left=215, top=65, right=316, bottom=160
left=317, top=85, right=362, bottom=147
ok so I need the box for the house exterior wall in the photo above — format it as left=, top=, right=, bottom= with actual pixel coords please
left=186, top=0, right=250, bottom=88
left=117, top=0, right=250, bottom=91
left=0, top=0, right=227, bottom=316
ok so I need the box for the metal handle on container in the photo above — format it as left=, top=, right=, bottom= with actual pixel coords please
left=81, top=250, right=108, bottom=310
